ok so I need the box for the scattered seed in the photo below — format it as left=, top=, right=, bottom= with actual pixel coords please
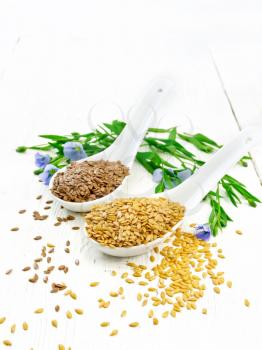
left=54, top=222, right=61, bottom=227
left=75, top=259, right=80, bottom=266
left=100, top=322, right=110, bottom=327
left=129, top=322, right=139, bottom=328
left=75, top=309, right=84, bottom=315
left=22, top=266, right=31, bottom=272
left=36, top=195, right=42, bottom=200
left=90, top=282, right=99, bottom=287
left=137, top=293, right=142, bottom=301
left=3, top=340, right=12, bottom=346
left=55, top=305, right=60, bottom=312
left=44, top=206, right=51, bottom=210
left=142, top=299, right=148, bottom=307
left=153, top=318, right=159, bottom=325
left=43, top=276, right=48, bottom=283
left=34, top=236, right=42, bottom=240
left=70, top=291, right=77, bottom=300
left=19, top=209, right=26, bottom=214
left=213, top=287, right=220, bottom=294
left=150, top=255, right=155, bottom=262
left=51, top=320, right=58, bottom=328
left=66, top=311, right=72, bottom=319
left=111, top=270, right=117, bottom=276
left=33, top=211, right=48, bottom=221
left=66, top=240, right=70, bottom=246
left=121, top=310, right=127, bottom=318
left=72, top=226, right=80, bottom=230
left=33, top=262, right=39, bottom=270
left=162, top=311, right=169, bottom=318
left=0, top=317, right=6, bottom=324
left=22, top=322, right=29, bottom=331
left=148, top=310, right=154, bottom=318
left=10, top=227, right=19, bottom=232
left=5, top=269, right=12, bottom=275
left=202, top=308, right=207, bottom=315
left=47, top=257, right=52, bottom=263
left=10, top=324, right=16, bottom=334
left=64, top=248, right=70, bottom=254
left=46, top=200, right=53, bottom=204
left=236, top=229, right=243, bottom=235
left=109, top=291, right=118, bottom=297
left=244, top=299, right=250, bottom=307
left=34, top=308, right=44, bottom=314
left=125, top=278, right=134, bottom=284
left=29, top=274, right=38, bottom=283
left=226, top=280, right=232, bottom=288
left=109, top=329, right=118, bottom=336
left=58, top=345, right=65, bottom=350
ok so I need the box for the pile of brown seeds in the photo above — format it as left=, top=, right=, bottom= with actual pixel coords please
left=85, top=197, right=185, bottom=247
left=51, top=160, right=129, bottom=202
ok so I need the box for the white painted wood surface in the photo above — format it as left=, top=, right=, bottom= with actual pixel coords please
left=1, top=1, right=262, bottom=349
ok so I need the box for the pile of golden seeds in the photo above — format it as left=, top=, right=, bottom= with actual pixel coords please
left=85, top=197, right=185, bottom=247
left=1, top=193, right=251, bottom=348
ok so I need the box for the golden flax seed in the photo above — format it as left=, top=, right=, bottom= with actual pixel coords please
left=226, top=280, right=232, bottom=288
left=109, top=329, right=118, bottom=336
left=22, top=322, right=28, bottom=331
left=34, top=308, right=44, bottom=314
left=66, top=311, right=72, bottom=319
left=244, top=299, right=250, bottom=307
left=90, top=282, right=99, bottom=287
left=100, top=322, right=110, bottom=327
left=51, top=320, right=58, bottom=328
left=3, top=340, right=12, bottom=346
left=129, top=322, right=139, bottom=328
left=75, top=309, right=84, bottom=315
left=121, top=310, right=127, bottom=318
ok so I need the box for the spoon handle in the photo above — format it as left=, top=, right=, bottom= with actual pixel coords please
left=164, top=126, right=262, bottom=211
left=107, top=78, right=174, bottom=164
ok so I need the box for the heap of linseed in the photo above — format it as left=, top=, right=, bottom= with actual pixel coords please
left=51, top=160, right=129, bottom=202
left=85, top=197, right=185, bottom=247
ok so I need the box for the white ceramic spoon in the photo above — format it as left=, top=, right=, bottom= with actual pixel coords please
left=49, top=78, right=174, bottom=212
left=87, top=126, right=262, bottom=257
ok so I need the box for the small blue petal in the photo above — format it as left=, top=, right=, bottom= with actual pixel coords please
left=195, top=224, right=211, bottom=241
left=177, top=169, right=192, bottom=182
left=152, top=168, right=163, bottom=183
left=35, top=153, right=51, bottom=168
left=40, top=164, right=58, bottom=185
left=63, top=142, right=87, bottom=161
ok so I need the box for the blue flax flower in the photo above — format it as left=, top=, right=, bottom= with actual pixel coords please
left=35, top=152, right=51, bottom=169
left=40, top=164, right=58, bottom=185
left=195, top=224, right=211, bottom=241
left=152, top=168, right=163, bottom=183
left=63, top=142, right=87, bottom=161
left=177, top=169, right=192, bottom=182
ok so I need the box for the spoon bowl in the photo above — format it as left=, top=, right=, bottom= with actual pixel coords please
left=49, top=78, right=175, bottom=212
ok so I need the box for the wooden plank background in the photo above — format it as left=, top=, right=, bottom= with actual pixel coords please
left=0, top=1, right=262, bottom=349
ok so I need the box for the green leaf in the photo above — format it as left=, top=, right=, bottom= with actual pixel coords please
left=155, top=181, right=165, bottom=193
left=193, top=133, right=221, bottom=147
left=168, top=128, right=177, bottom=140
left=148, top=127, right=170, bottom=133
